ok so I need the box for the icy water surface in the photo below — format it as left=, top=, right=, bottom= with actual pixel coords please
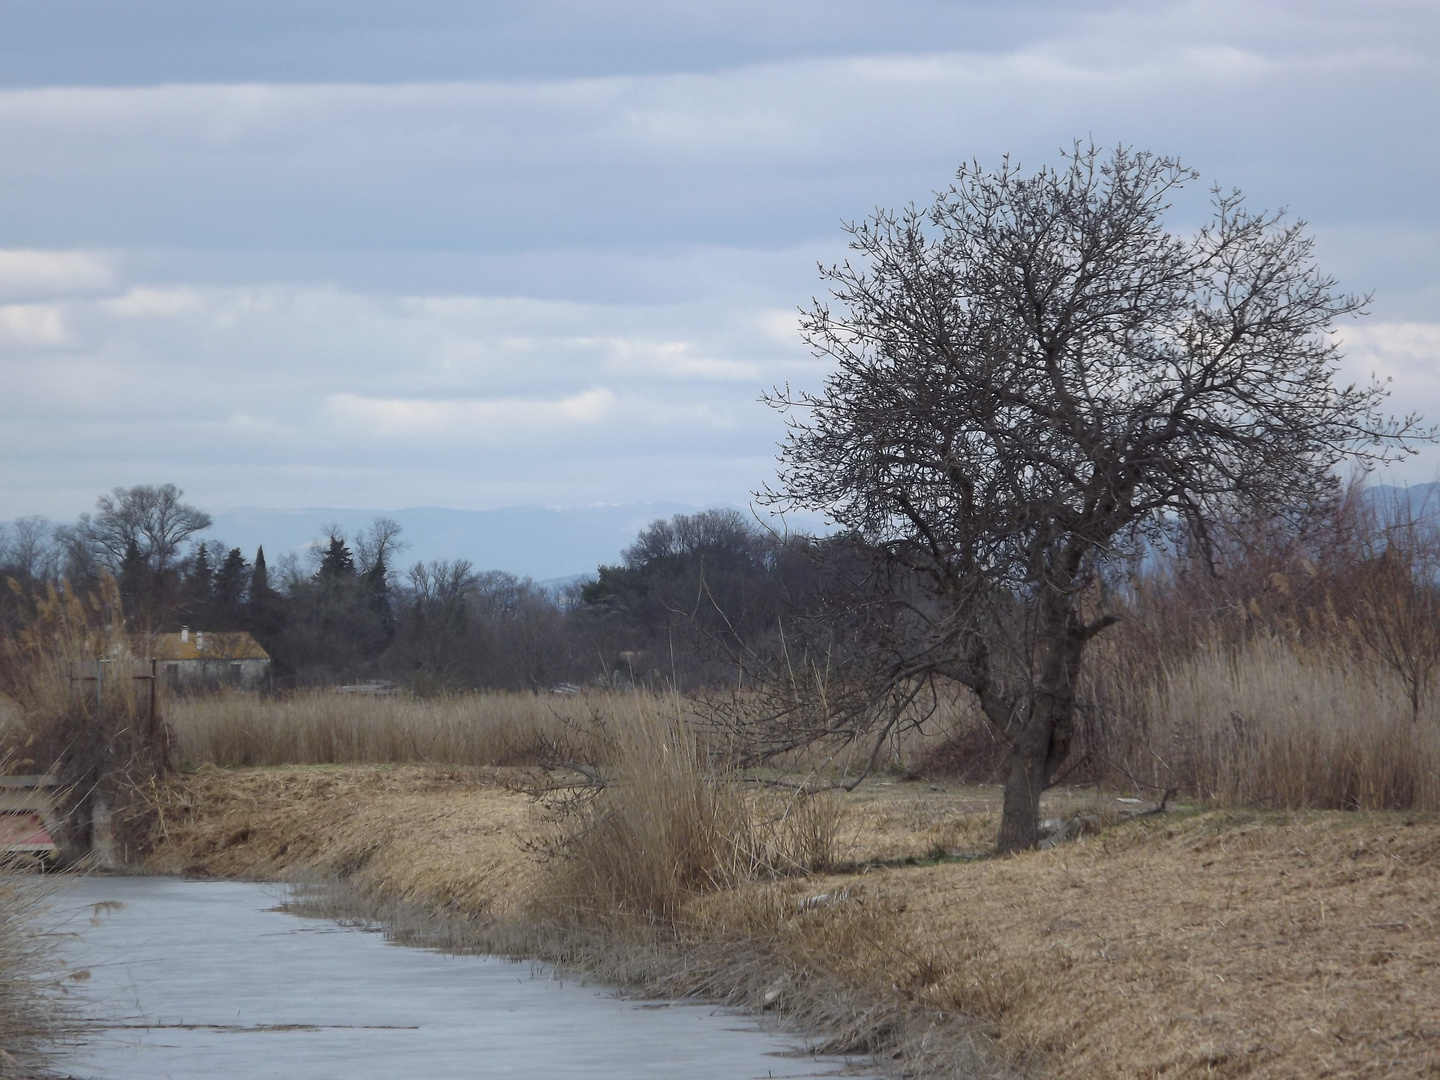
left=53, top=877, right=865, bottom=1080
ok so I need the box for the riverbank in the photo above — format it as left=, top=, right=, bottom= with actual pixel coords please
left=140, top=765, right=1440, bottom=1079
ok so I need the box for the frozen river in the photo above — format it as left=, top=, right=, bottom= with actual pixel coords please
left=51, top=877, right=865, bottom=1080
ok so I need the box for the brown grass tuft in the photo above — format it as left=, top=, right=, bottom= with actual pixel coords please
left=524, top=697, right=845, bottom=925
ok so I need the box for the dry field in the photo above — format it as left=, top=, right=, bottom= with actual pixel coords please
left=144, top=765, right=1440, bottom=1079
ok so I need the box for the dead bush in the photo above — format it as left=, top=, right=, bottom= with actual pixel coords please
left=0, top=576, right=172, bottom=864
left=526, top=698, right=844, bottom=926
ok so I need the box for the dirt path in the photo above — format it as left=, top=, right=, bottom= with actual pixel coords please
left=146, top=766, right=1440, bottom=1078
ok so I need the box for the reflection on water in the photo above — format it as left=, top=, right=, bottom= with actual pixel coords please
left=52, top=877, right=862, bottom=1080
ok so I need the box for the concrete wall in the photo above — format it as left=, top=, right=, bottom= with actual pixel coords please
left=162, top=657, right=270, bottom=689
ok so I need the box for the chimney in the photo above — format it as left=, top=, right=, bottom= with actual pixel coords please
left=196, top=632, right=205, bottom=650
left=180, top=626, right=189, bottom=643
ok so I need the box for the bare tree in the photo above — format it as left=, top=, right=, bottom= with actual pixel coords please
left=396, top=559, right=479, bottom=689
left=0, top=517, right=60, bottom=581
left=76, top=484, right=211, bottom=572
left=355, top=516, right=407, bottom=578
left=765, top=144, right=1430, bottom=852
left=1353, top=489, right=1440, bottom=724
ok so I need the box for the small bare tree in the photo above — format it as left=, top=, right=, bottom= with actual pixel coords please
left=76, top=484, right=211, bottom=573
left=765, top=144, right=1429, bottom=852
left=355, top=516, right=407, bottom=578
left=1354, top=490, right=1440, bottom=723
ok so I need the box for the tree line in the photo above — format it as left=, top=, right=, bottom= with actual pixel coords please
left=0, top=484, right=847, bottom=692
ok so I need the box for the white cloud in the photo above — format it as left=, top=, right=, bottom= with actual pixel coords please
left=324, top=387, right=617, bottom=438
left=0, top=304, right=69, bottom=346
left=321, top=385, right=740, bottom=444
left=1338, top=322, right=1440, bottom=383
left=589, top=336, right=761, bottom=380
left=1333, top=321, right=1440, bottom=481
left=0, top=250, right=112, bottom=300
left=0, top=13, right=1431, bottom=256
left=100, top=287, right=209, bottom=319
left=756, top=308, right=802, bottom=345
left=1337, top=321, right=1440, bottom=454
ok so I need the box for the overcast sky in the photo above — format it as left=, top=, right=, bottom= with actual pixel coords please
left=2, top=0, right=1437, bottom=521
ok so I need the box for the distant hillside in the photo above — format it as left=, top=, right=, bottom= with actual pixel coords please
left=1367, top=481, right=1440, bottom=517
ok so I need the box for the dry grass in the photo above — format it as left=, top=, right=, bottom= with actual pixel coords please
left=137, top=654, right=1440, bottom=1078
left=22, top=598, right=1440, bottom=1076
left=0, top=876, right=76, bottom=1078
left=167, top=641, right=1440, bottom=822
left=167, top=690, right=629, bottom=769
left=0, top=579, right=172, bottom=864
left=143, top=765, right=543, bottom=917
left=526, top=698, right=844, bottom=926
left=143, top=766, right=1440, bottom=1079
left=142, top=762, right=1015, bottom=1078
left=156, top=698, right=849, bottom=923
left=858, top=808, right=1440, bottom=1078
left=164, top=687, right=956, bottom=790
left=1101, top=639, right=1440, bottom=812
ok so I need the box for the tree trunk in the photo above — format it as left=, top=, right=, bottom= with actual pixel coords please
left=994, top=737, right=1049, bottom=853
left=993, top=600, right=1086, bottom=855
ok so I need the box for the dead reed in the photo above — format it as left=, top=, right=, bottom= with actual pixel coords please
left=166, top=647, right=1440, bottom=817
left=1105, top=638, right=1440, bottom=810
left=166, top=690, right=618, bottom=768
left=526, top=697, right=844, bottom=926
left=0, top=876, right=74, bottom=1078
left=0, top=578, right=171, bottom=863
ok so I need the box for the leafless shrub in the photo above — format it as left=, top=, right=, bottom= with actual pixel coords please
left=524, top=698, right=844, bottom=926
left=1345, top=489, right=1440, bottom=723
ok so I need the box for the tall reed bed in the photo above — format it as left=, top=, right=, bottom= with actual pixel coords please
left=167, top=690, right=639, bottom=768
left=1099, top=639, right=1440, bottom=810
left=1062, top=479, right=1440, bottom=811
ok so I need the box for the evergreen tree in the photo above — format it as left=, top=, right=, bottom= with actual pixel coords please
left=213, top=547, right=249, bottom=629
left=318, top=535, right=355, bottom=579
left=250, top=546, right=271, bottom=597
left=365, top=555, right=396, bottom=649
left=245, top=546, right=285, bottom=646
left=272, top=533, right=388, bottom=681
left=117, top=538, right=152, bottom=630
left=184, top=543, right=215, bottom=626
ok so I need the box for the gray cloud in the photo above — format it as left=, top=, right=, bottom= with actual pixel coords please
left=0, top=18, right=1435, bottom=249
left=0, top=0, right=1436, bottom=520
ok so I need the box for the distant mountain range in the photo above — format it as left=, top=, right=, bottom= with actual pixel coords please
left=197, top=502, right=723, bottom=584
left=1367, top=481, right=1440, bottom=517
